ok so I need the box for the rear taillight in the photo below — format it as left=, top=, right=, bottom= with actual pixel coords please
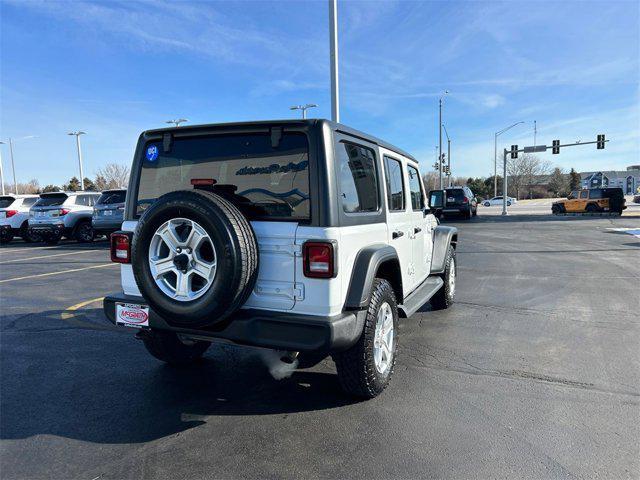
left=5, top=210, right=18, bottom=218
left=303, top=241, right=336, bottom=278
left=110, top=233, right=132, bottom=263
left=59, top=208, right=70, bottom=215
left=462, top=197, right=469, bottom=204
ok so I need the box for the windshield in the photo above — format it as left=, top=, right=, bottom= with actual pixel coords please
left=136, top=132, right=310, bottom=220
left=97, top=191, right=126, bottom=205
left=0, top=196, right=16, bottom=208
left=34, top=194, right=67, bottom=207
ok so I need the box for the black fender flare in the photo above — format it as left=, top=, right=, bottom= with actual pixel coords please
left=344, top=244, right=400, bottom=310
left=430, top=226, right=458, bottom=274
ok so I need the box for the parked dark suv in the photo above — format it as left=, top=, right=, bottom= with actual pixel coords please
left=430, top=186, right=477, bottom=219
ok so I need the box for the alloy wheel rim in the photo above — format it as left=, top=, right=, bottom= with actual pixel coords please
left=148, top=218, right=217, bottom=302
left=373, top=302, right=395, bottom=374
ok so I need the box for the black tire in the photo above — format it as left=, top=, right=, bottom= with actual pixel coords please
left=43, top=236, right=60, bottom=245
left=333, top=279, right=398, bottom=399
left=484, top=202, right=490, bottom=207
left=430, top=245, right=456, bottom=310
left=472, top=206, right=477, bottom=217
left=585, top=203, right=598, bottom=213
left=464, top=208, right=472, bottom=219
left=507, top=201, right=512, bottom=207
left=20, top=221, right=40, bottom=243
left=142, top=330, right=210, bottom=366
left=132, top=190, right=258, bottom=328
left=0, top=229, right=13, bottom=245
left=551, top=204, right=560, bottom=215
left=74, top=220, right=94, bottom=243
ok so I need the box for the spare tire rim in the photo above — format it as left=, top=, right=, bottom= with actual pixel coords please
left=148, top=218, right=217, bottom=302
left=373, top=302, right=394, bottom=374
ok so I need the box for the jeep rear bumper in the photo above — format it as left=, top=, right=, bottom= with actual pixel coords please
left=103, top=293, right=365, bottom=353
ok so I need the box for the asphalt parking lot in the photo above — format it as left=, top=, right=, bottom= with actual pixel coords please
left=1, top=213, right=639, bottom=479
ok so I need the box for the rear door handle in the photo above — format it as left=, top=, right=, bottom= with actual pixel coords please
left=392, top=231, right=404, bottom=239
left=414, top=227, right=422, bottom=234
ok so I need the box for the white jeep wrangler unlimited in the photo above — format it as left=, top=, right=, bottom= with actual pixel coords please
left=104, top=120, right=457, bottom=398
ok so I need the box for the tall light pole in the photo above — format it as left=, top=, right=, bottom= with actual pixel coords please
left=166, top=118, right=188, bottom=127
left=442, top=124, right=451, bottom=187
left=0, top=142, right=5, bottom=195
left=290, top=104, right=318, bottom=119
left=329, top=0, right=339, bottom=123
left=438, top=90, right=449, bottom=189
left=68, top=131, right=86, bottom=191
left=494, top=121, right=525, bottom=197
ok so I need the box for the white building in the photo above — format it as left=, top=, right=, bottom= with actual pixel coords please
left=581, top=165, right=640, bottom=194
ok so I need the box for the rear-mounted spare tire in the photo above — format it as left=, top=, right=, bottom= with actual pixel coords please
left=131, top=190, right=258, bottom=328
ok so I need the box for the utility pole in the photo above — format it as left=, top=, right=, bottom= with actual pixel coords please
left=68, top=132, right=86, bottom=191
left=9, top=139, right=17, bottom=194
left=533, top=120, right=537, bottom=148
left=438, top=91, right=449, bottom=189
left=494, top=121, right=525, bottom=197
left=329, top=0, right=340, bottom=123
left=290, top=104, right=318, bottom=119
left=0, top=142, right=5, bottom=195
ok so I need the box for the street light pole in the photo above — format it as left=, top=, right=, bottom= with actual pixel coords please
left=329, top=0, right=339, bottom=123
left=442, top=124, right=451, bottom=187
left=68, top=132, right=86, bottom=191
left=0, top=142, right=5, bottom=195
left=438, top=91, right=449, bottom=189
left=494, top=121, right=525, bottom=197
left=166, top=119, right=188, bottom=127
left=290, top=104, right=318, bottom=119
left=9, top=139, right=17, bottom=194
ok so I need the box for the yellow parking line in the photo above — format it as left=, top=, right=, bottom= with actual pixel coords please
left=0, top=263, right=117, bottom=284
left=61, top=297, right=105, bottom=320
left=0, top=249, right=99, bottom=264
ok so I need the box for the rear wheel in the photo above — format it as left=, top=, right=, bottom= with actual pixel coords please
left=585, top=203, right=598, bottom=213
left=75, top=221, right=94, bottom=243
left=484, top=202, right=490, bottom=207
left=142, top=330, right=210, bottom=366
left=333, top=278, right=398, bottom=399
left=20, top=221, right=40, bottom=243
left=0, top=231, right=13, bottom=244
left=430, top=245, right=456, bottom=310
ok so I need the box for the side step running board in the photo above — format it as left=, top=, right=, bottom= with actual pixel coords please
left=398, top=276, right=444, bottom=318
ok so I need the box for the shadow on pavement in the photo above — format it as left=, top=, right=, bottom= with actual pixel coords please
left=0, top=307, right=356, bottom=445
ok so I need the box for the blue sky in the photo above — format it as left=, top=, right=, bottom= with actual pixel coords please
left=1, top=0, right=638, bottom=187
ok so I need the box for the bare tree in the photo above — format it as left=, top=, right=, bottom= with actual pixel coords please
left=422, top=172, right=439, bottom=192
left=95, top=163, right=130, bottom=190
left=507, top=153, right=551, bottom=199
left=4, top=179, right=40, bottom=194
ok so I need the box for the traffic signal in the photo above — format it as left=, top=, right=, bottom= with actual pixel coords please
left=433, top=163, right=439, bottom=171
left=552, top=140, right=560, bottom=154
left=510, top=145, right=518, bottom=159
left=597, top=134, right=605, bottom=149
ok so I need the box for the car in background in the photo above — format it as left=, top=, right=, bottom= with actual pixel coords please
left=29, top=191, right=101, bottom=244
left=482, top=196, right=517, bottom=207
left=436, top=186, right=477, bottom=219
left=92, top=189, right=126, bottom=238
left=552, top=187, right=626, bottom=215
left=0, top=194, right=41, bottom=244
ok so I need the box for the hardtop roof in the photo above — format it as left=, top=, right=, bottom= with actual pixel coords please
left=141, top=119, right=418, bottom=163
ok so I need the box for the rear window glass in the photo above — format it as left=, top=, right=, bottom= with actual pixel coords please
left=22, top=197, right=38, bottom=207
left=0, top=196, right=16, bottom=208
left=136, top=132, right=310, bottom=220
left=34, top=194, right=67, bottom=207
left=97, top=191, right=126, bottom=205
left=446, top=189, right=465, bottom=201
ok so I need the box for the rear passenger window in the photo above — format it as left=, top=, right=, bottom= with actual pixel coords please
left=22, top=197, right=37, bottom=207
left=580, top=191, right=588, bottom=199
left=338, top=142, right=379, bottom=213
left=407, top=165, right=424, bottom=210
left=383, top=156, right=405, bottom=211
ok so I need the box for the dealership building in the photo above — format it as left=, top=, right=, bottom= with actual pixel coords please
left=581, top=165, right=640, bottom=194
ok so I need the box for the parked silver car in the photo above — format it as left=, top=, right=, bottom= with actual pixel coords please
left=92, top=189, right=126, bottom=237
left=29, top=191, right=101, bottom=244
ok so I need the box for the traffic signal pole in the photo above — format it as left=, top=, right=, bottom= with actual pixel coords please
left=501, top=135, right=609, bottom=216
